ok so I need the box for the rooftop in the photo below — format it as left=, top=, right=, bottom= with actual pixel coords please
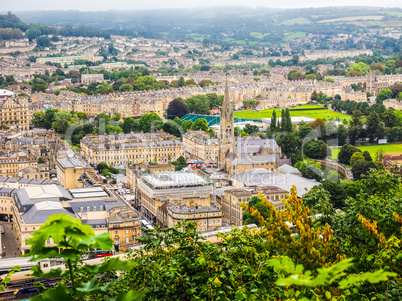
left=142, top=171, right=208, bottom=188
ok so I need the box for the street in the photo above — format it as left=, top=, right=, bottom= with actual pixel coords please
left=0, top=221, right=20, bottom=258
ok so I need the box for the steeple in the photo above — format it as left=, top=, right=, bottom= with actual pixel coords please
left=218, top=77, right=235, bottom=171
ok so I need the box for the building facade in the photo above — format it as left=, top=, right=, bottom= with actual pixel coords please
left=182, top=130, right=219, bottom=164
left=80, top=132, right=184, bottom=167
left=0, top=95, right=30, bottom=130
left=220, top=186, right=287, bottom=226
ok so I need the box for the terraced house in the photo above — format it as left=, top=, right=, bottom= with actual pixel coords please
left=80, top=132, right=184, bottom=166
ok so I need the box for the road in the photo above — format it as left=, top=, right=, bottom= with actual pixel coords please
left=0, top=222, right=20, bottom=258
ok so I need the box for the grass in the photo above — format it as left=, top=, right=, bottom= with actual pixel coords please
left=318, top=15, right=384, bottom=23
left=283, top=32, right=306, bottom=41
left=281, top=17, right=312, bottom=25
left=381, top=10, right=402, bottom=17
left=330, top=143, right=402, bottom=160
left=250, top=32, right=270, bottom=39
left=233, top=105, right=351, bottom=120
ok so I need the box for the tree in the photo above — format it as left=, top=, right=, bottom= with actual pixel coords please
left=278, top=132, right=300, bottom=158
left=381, top=107, right=399, bottom=128
left=303, top=140, right=330, bottom=159
left=351, top=160, right=377, bottom=180
left=242, top=100, right=260, bottom=109
left=96, top=162, right=108, bottom=172
left=52, top=111, right=73, bottom=133
left=234, top=126, right=242, bottom=137
left=287, top=69, right=303, bottom=81
left=338, top=143, right=362, bottom=165
left=181, top=120, right=193, bottom=133
left=121, top=117, right=138, bottom=133
left=191, top=118, right=209, bottom=131
left=311, top=90, right=318, bottom=101
left=119, top=83, right=133, bottom=92
left=376, top=88, right=393, bottom=104
left=31, top=77, right=48, bottom=93
left=270, top=110, right=277, bottom=133
left=337, top=124, right=347, bottom=146
left=139, top=113, right=162, bottom=133
left=350, top=152, right=365, bottom=167
left=166, top=98, right=189, bottom=119
left=37, top=157, right=45, bottom=164
left=243, top=123, right=259, bottom=135
left=135, top=75, right=157, bottom=90
left=366, top=111, right=383, bottom=142
left=363, top=151, right=372, bottom=162
left=163, top=120, right=181, bottom=137
left=348, top=62, right=369, bottom=76
left=36, top=35, right=51, bottom=47
left=172, top=156, right=186, bottom=171
left=178, top=76, right=185, bottom=87
left=112, top=113, right=121, bottom=122
left=32, top=111, right=46, bottom=127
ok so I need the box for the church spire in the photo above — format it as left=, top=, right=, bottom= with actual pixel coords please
left=218, top=76, right=235, bottom=171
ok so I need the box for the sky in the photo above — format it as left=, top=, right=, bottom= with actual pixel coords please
left=4, top=0, right=402, bottom=11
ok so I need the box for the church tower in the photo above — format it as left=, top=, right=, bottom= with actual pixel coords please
left=218, top=78, right=235, bottom=171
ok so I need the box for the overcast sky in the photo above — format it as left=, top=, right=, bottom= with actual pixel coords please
left=4, top=0, right=402, bottom=11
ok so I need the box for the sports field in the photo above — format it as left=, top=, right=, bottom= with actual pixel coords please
left=233, top=105, right=351, bottom=120
left=330, top=144, right=402, bottom=160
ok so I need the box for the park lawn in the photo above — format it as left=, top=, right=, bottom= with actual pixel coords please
left=283, top=31, right=306, bottom=41
left=234, top=107, right=351, bottom=120
left=330, top=144, right=402, bottom=160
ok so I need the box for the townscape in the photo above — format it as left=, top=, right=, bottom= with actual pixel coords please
left=0, top=4, right=401, bottom=300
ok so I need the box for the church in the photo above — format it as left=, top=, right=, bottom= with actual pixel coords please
left=218, top=79, right=280, bottom=176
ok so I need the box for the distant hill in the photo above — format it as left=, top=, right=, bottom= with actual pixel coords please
left=5, top=6, right=402, bottom=45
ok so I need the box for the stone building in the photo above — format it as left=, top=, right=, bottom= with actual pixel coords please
left=218, top=186, right=287, bottom=226
left=135, top=171, right=217, bottom=227
left=0, top=94, right=30, bottom=130
left=182, top=130, right=219, bottom=164
left=80, top=132, right=184, bottom=167
left=12, top=185, right=140, bottom=254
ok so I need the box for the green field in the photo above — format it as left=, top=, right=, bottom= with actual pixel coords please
left=331, top=144, right=402, bottom=160
left=250, top=32, right=270, bottom=39
left=282, top=17, right=312, bottom=25
left=318, top=15, right=384, bottom=23
left=283, top=31, right=306, bottom=41
left=234, top=105, right=351, bottom=120
left=381, top=10, right=402, bottom=18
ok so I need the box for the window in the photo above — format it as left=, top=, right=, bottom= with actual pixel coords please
left=126, top=230, right=129, bottom=234
left=204, top=221, right=207, bottom=225
left=93, top=206, right=97, bottom=211
left=125, top=237, right=129, bottom=243
left=199, top=221, right=202, bottom=226
left=115, top=231, right=118, bottom=235
left=217, top=220, right=221, bottom=224
left=213, top=220, right=216, bottom=225
left=87, top=206, right=90, bottom=211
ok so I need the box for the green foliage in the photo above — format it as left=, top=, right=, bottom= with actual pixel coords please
left=338, top=143, right=362, bottom=165
left=171, top=155, right=186, bottom=171
left=25, top=214, right=141, bottom=300
left=138, top=113, right=163, bottom=133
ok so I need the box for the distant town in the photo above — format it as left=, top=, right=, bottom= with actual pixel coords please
left=0, top=7, right=401, bottom=300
